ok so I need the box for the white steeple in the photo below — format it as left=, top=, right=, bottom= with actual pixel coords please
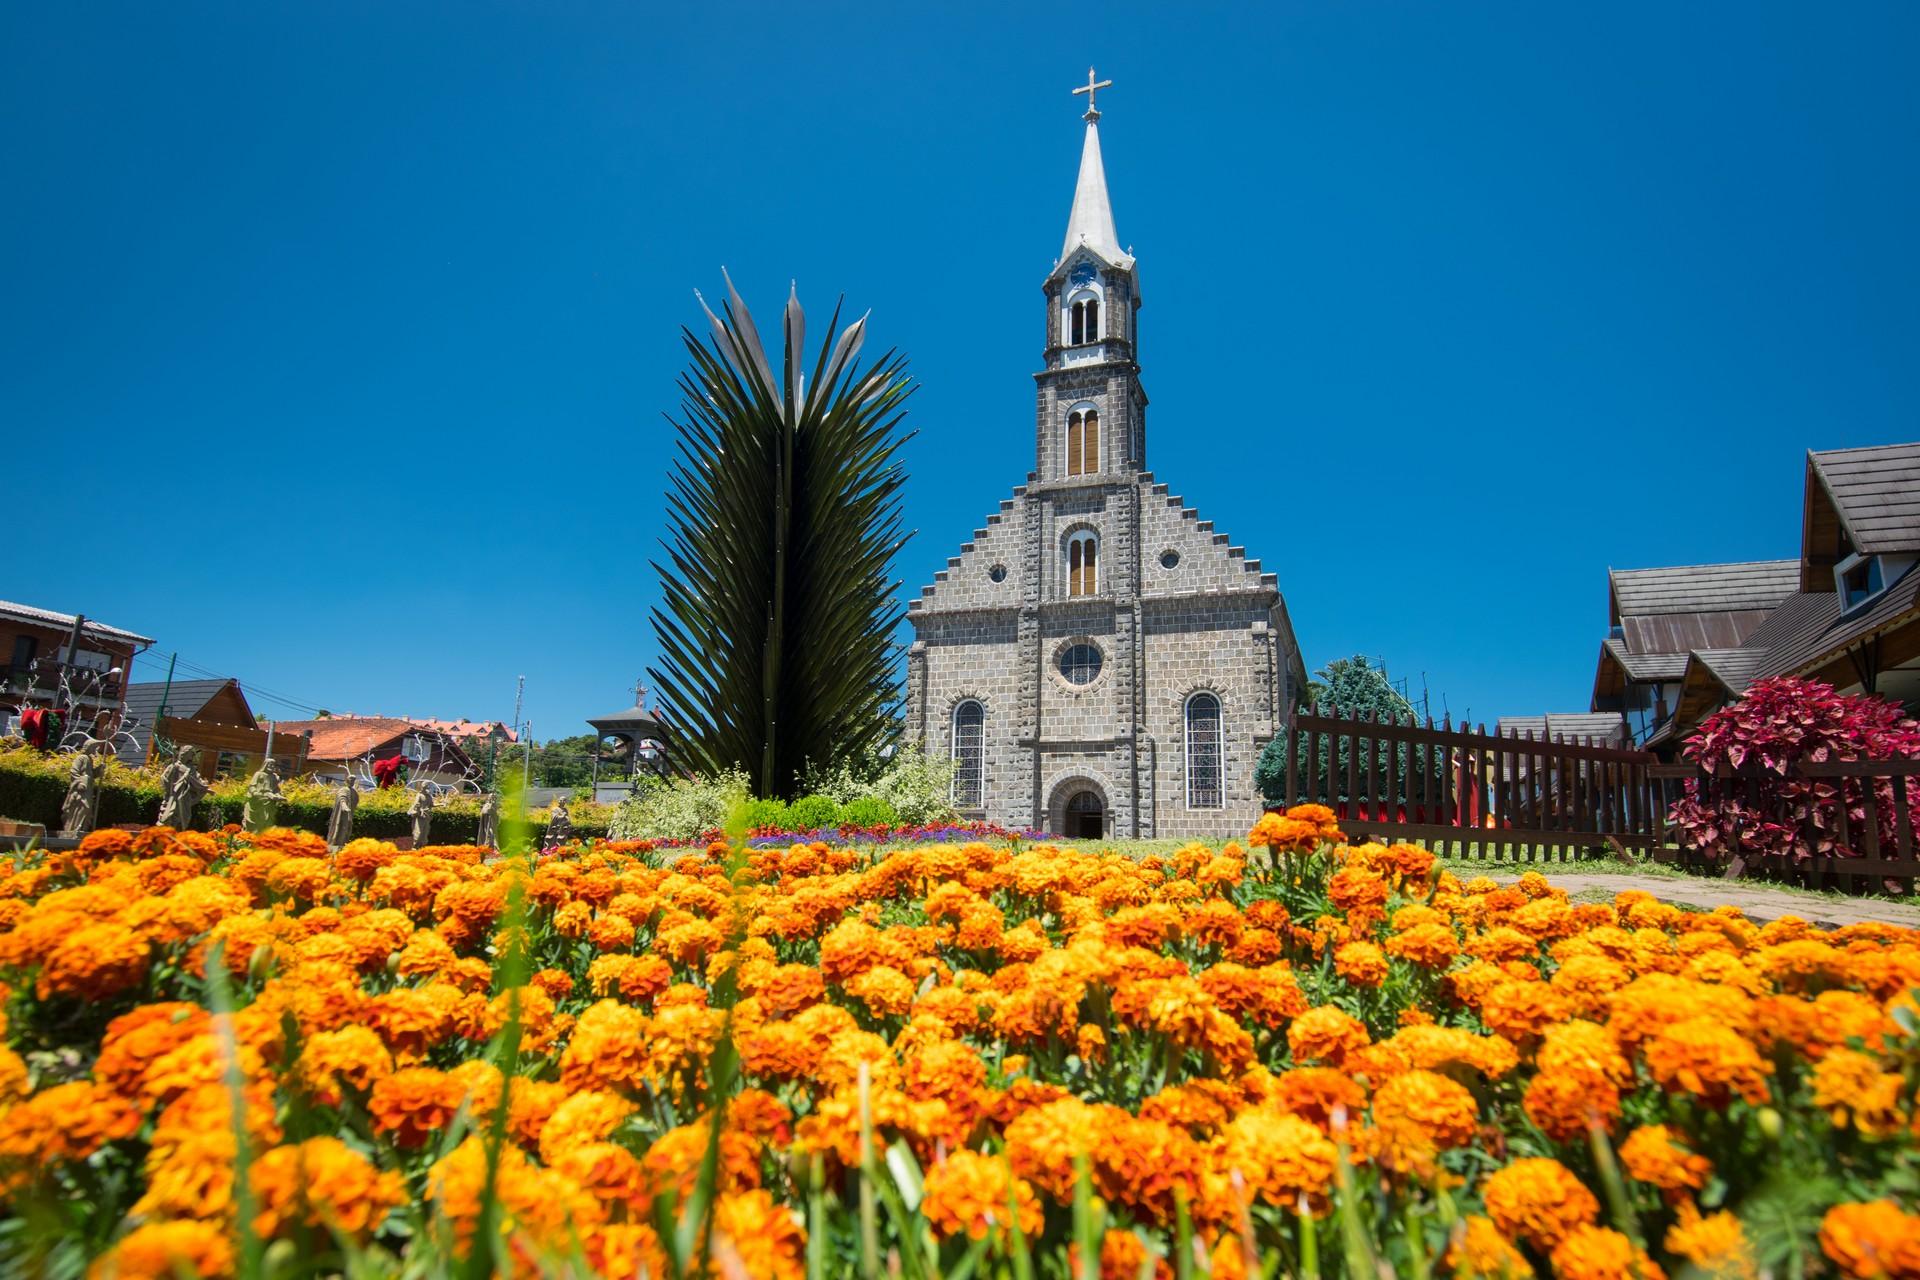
left=1058, top=68, right=1130, bottom=269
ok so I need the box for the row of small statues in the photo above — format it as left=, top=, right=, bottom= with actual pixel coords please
left=58, top=750, right=574, bottom=851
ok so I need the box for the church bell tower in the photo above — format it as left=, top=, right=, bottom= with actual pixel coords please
left=1036, top=69, right=1148, bottom=486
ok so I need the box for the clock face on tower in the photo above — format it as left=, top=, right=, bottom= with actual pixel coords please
left=1069, top=261, right=1097, bottom=288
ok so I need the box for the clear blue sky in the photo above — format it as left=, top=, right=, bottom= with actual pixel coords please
left=5, top=3, right=1916, bottom=740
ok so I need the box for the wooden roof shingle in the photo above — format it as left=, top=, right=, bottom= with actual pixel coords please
left=1608, top=560, right=1799, bottom=622
left=1809, top=442, right=1920, bottom=556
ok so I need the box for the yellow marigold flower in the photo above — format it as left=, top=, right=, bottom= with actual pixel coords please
left=847, top=964, right=917, bottom=1018
left=1372, top=1068, right=1479, bottom=1154
left=1481, top=1157, right=1598, bottom=1251
left=921, top=1150, right=1044, bottom=1240
left=1522, top=1071, right=1619, bottom=1142
left=1616, top=1125, right=1711, bottom=1193
left=87, top=1219, right=235, bottom=1279
left=1819, top=1199, right=1920, bottom=1279
left=1549, top=1224, right=1666, bottom=1280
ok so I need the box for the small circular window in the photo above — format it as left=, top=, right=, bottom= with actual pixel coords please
left=988, top=563, right=1007, bottom=583
left=1058, top=642, right=1103, bottom=686
left=1160, top=549, right=1180, bottom=570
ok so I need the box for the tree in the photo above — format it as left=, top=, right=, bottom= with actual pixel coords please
left=649, top=275, right=914, bottom=799
left=1255, top=655, right=1422, bottom=805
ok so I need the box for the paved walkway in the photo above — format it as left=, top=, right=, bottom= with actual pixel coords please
left=1487, top=871, right=1920, bottom=930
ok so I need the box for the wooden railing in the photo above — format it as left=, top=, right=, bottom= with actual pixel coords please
left=1276, top=708, right=1662, bottom=858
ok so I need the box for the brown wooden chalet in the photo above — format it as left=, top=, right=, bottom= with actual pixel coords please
left=1636, top=442, right=1920, bottom=752
left=1590, top=559, right=1799, bottom=749
left=118, top=678, right=307, bottom=776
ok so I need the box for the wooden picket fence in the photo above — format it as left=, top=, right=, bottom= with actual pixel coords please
left=1273, top=707, right=1920, bottom=892
left=1650, top=758, right=1920, bottom=894
left=1275, top=708, right=1664, bottom=859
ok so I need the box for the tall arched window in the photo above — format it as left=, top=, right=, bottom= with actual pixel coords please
left=1066, top=407, right=1099, bottom=477
left=950, top=700, right=985, bottom=809
left=1185, top=692, right=1223, bottom=809
left=1067, top=531, right=1099, bottom=597
left=1067, top=295, right=1101, bottom=346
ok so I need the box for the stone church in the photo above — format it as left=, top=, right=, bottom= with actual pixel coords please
left=905, top=81, right=1306, bottom=839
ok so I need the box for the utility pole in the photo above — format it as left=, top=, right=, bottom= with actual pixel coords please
left=152, top=652, right=178, bottom=764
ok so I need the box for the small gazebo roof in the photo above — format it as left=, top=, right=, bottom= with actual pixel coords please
left=586, top=701, right=668, bottom=734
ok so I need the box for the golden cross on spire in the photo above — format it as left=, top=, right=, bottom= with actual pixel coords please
left=1072, top=66, right=1112, bottom=121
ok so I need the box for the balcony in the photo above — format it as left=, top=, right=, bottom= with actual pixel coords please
left=2, top=663, right=125, bottom=707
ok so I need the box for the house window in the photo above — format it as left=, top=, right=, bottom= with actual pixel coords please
left=1186, top=692, right=1224, bottom=808
left=1066, top=407, right=1100, bottom=477
left=1067, top=531, right=1099, bottom=596
left=1837, top=553, right=1885, bottom=613
left=951, top=700, right=985, bottom=809
left=1058, top=643, right=1104, bottom=686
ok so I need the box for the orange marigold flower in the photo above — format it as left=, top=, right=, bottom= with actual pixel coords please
left=1522, top=1071, right=1619, bottom=1143
left=1270, top=1066, right=1367, bottom=1132
left=1548, top=1224, right=1666, bottom=1280
left=294, top=1024, right=394, bottom=1108
left=1287, top=1005, right=1370, bottom=1066
left=539, top=1089, right=638, bottom=1165
left=1665, top=1202, right=1757, bottom=1280
left=1443, top=1214, right=1534, bottom=1278
left=87, top=1219, right=235, bottom=1280
left=921, top=1150, right=1044, bottom=1240
left=1642, top=1016, right=1771, bottom=1107
left=1481, top=1157, right=1599, bottom=1251
left=1372, top=1068, right=1479, bottom=1160
left=1617, top=1124, right=1712, bottom=1193
left=1334, top=940, right=1389, bottom=988
left=1811, top=1048, right=1905, bottom=1139
left=1219, top=1106, right=1339, bottom=1209
left=250, top=1137, right=404, bottom=1239
left=36, top=920, right=151, bottom=1001
left=1819, top=1200, right=1920, bottom=1280
left=367, top=1067, right=461, bottom=1148
left=713, top=1187, right=807, bottom=1280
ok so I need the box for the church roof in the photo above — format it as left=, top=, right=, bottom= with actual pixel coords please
left=1058, top=119, right=1132, bottom=272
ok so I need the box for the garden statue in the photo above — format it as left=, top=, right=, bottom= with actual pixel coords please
left=476, top=789, right=500, bottom=849
left=61, top=750, right=100, bottom=834
left=327, top=775, right=359, bottom=849
left=156, top=748, right=209, bottom=829
left=243, top=759, right=283, bottom=833
left=409, top=785, right=434, bottom=847
left=546, top=798, right=573, bottom=845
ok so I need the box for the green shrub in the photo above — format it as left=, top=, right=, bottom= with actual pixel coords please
left=738, top=796, right=792, bottom=832
left=801, top=745, right=956, bottom=826
left=785, top=793, right=841, bottom=830
left=836, top=795, right=898, bottom=828
left=0, top=742, right=609, bottom=843
left=607, top=769, right=750, bottom=842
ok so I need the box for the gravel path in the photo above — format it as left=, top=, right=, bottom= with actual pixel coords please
left=1487, top=871, right=1920, bottom=929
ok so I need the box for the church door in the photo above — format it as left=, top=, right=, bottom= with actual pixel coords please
left=1064, top=790, right=1105, bottom=839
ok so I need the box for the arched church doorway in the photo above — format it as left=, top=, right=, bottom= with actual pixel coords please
left=1064, top=790, right=1105, bottom=839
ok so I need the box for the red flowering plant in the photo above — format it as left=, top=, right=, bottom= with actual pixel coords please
left=1668, top=676, right=1920, bottom=863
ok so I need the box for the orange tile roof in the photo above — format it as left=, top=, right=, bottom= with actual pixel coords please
left=271, top=717, right=422, bottom=761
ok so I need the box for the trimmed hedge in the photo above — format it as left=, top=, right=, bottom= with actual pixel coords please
left=0, top=742, right=610, bottom=841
